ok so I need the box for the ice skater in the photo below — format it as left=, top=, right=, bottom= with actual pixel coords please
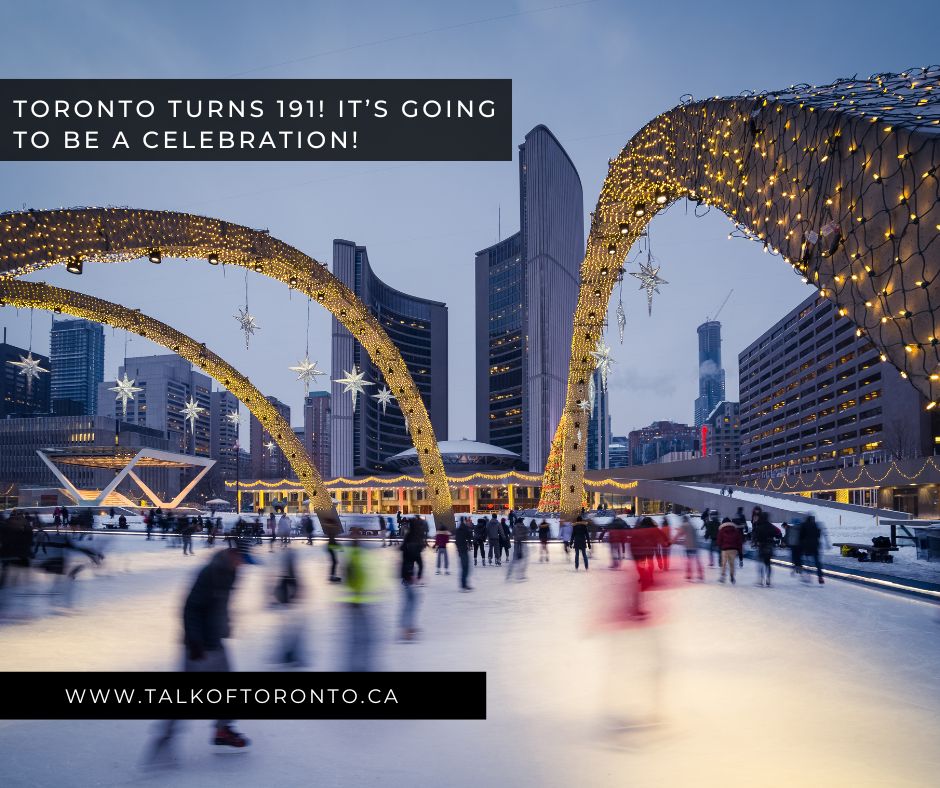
left=144, top=540, right=257, bottom=767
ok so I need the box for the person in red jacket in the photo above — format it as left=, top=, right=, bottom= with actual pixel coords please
left=628, top=517, right=668, bottom=591
left=716, top=517, right=743, bottom=584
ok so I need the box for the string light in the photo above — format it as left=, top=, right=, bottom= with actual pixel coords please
left=0, top=206, right=457, bottom=528
left=540, top=67, right=940, bottom=515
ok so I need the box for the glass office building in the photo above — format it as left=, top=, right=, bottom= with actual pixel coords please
left=50, top=317, right=105, bottom=416
left=475, top=125, right=584, bottom=471
left=694, top=320, right=725, bottom=427
left=331, top=240, right=448, bottom=475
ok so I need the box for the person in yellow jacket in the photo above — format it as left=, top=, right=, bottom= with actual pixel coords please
left=341, top=540, right=379, bottom=670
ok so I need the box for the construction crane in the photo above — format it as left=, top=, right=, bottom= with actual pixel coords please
left=706, top=289, right=733, bottom=323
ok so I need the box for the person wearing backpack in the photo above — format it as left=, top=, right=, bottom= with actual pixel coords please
left=702, top=511, right=720, bottom=567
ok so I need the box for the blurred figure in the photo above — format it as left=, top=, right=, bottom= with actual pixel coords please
left=500, top=518, right=512, bottom=563
left=676, top=515, right=704, bottom=582
left=180, top=518, right=195, bottom=556
left=434, top=527, right=450, bottom=575
left=538, top=519, right=551, bottom=562
left=486, top=514, right=501, bottom=566
left=559, top=520, right=573, bottom=561
left=472, top=518, right=487, bottom=566
left=145, top=540, right=257, bottom=765
left=785, top=517, right=803, bottom=575
left=344, top=540, right=378, bottom=669
left=656, top=518, right=672, bottom=571
left=455, top=517, right=473, bottom=591
left=799, top=515, right=825, bottom=585
left=302, top=513, right=314, bottom=545
left=571, top=518, right=591, bottom=571
left=272, top=544, right=306, bottom=667
left=607, top=516, right=628, bottom=568
left=701, top=510, right=720, bottom=567
left=751, top=512, right=781, bottom=587
left=506, top=518, right=528, bottom=581
left=732, top=507, right=749, bottom=567
left=400, top=525, right=423, bottom=641
left=717, top=517, right=743, bottom=584
left=277, top=511, right=292, bottom=545
left=379, top=514, right=387, bottom=547
left=628, top=517, right=666, bottom=591
left=267, top=510, right=277, bottom=551
left=387, top=516, right=398, bottom=547
left=326, top=531, right=342, bottom=582
left=410, top=516, right=429, bottom=583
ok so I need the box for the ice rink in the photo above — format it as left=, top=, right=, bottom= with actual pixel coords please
left=1, top=536, right=938, bottom=787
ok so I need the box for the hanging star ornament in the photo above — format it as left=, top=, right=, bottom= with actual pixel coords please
left=289, top=355, right=325, bottom=394
left=577, top=398, right=592, bottom=414
left=590, top=338, right=614, bottom=391
left=264, top=439, right=276, bottom=453
left=334, top=366, right=373, bottom=413
left=630, top=260, right=669, bottom=316
left=234, top=306, right=260, bottom=349
left=373, top=386, right=394, bottom=414
left=7, top=351, right=49, bottom=394
left=225, top=410, right=241, bottom=426
left=109, top=372, right=142, bottom=419
left=180, top=397, right=206, bottom=435
left=616, top=300, right=626, bottom=344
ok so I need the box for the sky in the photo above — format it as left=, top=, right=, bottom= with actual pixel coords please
left=1, top=0, right=938, bottom=449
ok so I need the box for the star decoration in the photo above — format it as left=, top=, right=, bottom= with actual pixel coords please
left=616, top=301, right=626, bottom=344
left=264, top=439, right=276, bottom=453
left=577, top=399, right=592, bottom=414
left=334, top=366, right=373, bottom=413
left=7, top=352, right=48, bottom=393
left=180, top=397, right=206, bottom=435
left=225, top=410, right=241, bottom=426
left=109, top=372, right=142, bottom=419
left=373, top=386, right=394, bottom=414
left=289, top=355, right=325, bottom=393
left=630, top=260, right=669, bottom=316
left=590, top=338, right=614, bottom=390
left=234, top=306, right=260, bottom=349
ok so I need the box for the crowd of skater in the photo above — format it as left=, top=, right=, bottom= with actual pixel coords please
left=0, top=499, right=833, bottom=764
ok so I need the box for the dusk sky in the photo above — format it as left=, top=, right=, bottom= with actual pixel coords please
left=2, top=0, right=937, bottom=449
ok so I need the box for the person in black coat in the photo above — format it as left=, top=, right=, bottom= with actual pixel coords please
left=570, top=519, right=592, bottom=571
left=147, top=542, right=257, bottom=764
left=798, top=515, right=825, bottom=584
left=454, top=517, right=473, bottom=591
left=472, top=518, right=487, bottom=566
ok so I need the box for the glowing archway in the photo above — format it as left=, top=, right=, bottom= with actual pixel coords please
left=0, top=278, right=342, bottom=524
left=542, top=68, right=940, bottom=515
left=0, top=208, right=455, bottom=528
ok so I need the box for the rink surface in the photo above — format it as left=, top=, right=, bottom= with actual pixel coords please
left=0, top=537, right=938, bottom=788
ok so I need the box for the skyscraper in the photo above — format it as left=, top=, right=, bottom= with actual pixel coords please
left=331, top=240, right=448, bottom=476
left=1, top=329, right=50, bottom=418
left=50, top=317, right=105, bottom=416
left=303, top=390, right=331, bottom=478
left=97, top=354, right=212, bottom=456
left=249, top=395, right=292, bottom=479
left=210, top=390, right=239, bottom=481
left=694, top=320, right=726, bottom=427
left=586, top=367, right=610, bottom=469
left=475, top=125, right=585, bottom=472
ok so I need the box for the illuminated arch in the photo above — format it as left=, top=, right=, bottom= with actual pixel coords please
left=0, top=278, right=342, bottom=524
left=0, top=208, right=455, bottom=528
left=542, top=68, right=940, bottom=515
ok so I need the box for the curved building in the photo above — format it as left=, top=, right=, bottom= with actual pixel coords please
left=385, top=439, right=520, bottom=473
left=331, top=240, right=448, bottom=475
left=475, top=125, right=584, bottom=471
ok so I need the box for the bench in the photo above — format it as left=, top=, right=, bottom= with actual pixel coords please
left=832, top=542, right=899, bottom=563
